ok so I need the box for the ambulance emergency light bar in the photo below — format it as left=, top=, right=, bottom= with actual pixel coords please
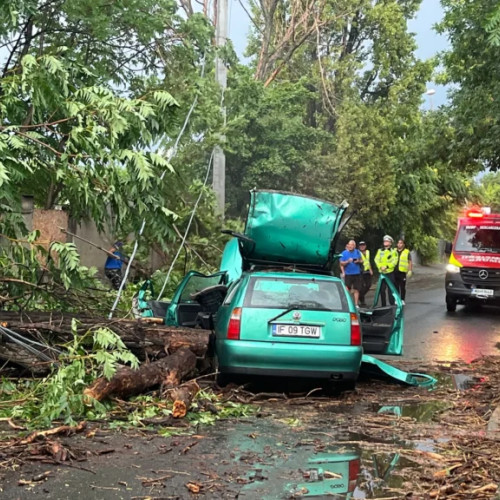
left=466, top=207, right=492, bottom=218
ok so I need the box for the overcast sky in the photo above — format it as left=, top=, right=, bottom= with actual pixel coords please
left=227, top=0, right=449, bottom=107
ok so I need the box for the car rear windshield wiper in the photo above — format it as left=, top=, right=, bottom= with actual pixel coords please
left=267, top=301, right=331, bottom=324
left=267, top=303, right=303, bottom=324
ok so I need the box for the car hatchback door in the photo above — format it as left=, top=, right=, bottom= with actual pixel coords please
left=359, top=275, right=404, bottom=355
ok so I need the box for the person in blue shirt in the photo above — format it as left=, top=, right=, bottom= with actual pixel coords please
left=340, top=239, right=362, bottom=307
left=104, top=241, right=125, bottom=290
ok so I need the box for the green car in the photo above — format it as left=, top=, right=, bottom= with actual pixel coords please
left=216, top=271, right=360, bottom=382
left=161, top=190, right=404, bottom=388
left=213, top=271, right=402, bottom=387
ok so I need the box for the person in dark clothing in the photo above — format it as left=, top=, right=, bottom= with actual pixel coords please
left=394, top=238, right=413, bottom=305
left=358, top=241, right=373, bottom=307
left=104, top=241, right=125, bottom=290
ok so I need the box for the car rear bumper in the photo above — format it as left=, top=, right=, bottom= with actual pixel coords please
left=446, top=272, right=500, bottom=303
left=216, top=339, right=362, bottom=380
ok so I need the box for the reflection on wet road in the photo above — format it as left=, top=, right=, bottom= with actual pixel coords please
left=402, top=275, right=500, bottom=361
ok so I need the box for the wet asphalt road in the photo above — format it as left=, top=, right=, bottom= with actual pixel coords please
left=402, top=272, right=500, bottom=362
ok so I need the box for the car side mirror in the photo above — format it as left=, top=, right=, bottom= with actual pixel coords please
left=444, top=241, right=452, bottom=256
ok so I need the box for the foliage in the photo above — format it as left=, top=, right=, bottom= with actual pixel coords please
left=0, top=0, right=489, bottom=305
left=485, top=5, right=500, bottom=46
left=0, top=323, right=253, bottom=432
left=1, top=324, right=138, bottom=428
left=475, top=171, right=500, bottom=212
left=224, top=0, right=444, bottom=239
left=439, top=0, right=500, bottom=170
left=0, top=230, right=117, bottom=312
left=0, top=0, right=221, bottom=310
left=109, top=388, right=255, bottom=434
left=378, top=110, right=473, bottom=262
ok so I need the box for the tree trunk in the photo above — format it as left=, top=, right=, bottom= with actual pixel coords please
left=0, top=312, right=210, bottom=372
left=169, top=380, right=200, bottom=418
left=83, top=347, right=197, bottom=402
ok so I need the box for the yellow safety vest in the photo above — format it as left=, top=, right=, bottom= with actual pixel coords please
left=397, top=248, right=410, bottom=273
left=374, top=247, right=397, bottom=274
left=361, top=250, right=371, bottom=272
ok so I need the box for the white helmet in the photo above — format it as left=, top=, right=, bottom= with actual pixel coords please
left=383, top=235, right=394, bottom=243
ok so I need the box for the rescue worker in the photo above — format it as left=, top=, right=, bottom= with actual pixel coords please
left=394, top=238, right=413, bottom=305
left=374, top=235, right=397, bottom=306
left=104, top=241, right=125, bottom=290
left=340, top=239, right=362, bottom=307
left=358, top=241, right=373, bottom=307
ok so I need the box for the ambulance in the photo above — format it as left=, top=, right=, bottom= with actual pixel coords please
left=445, top=207, right=500, bottom=311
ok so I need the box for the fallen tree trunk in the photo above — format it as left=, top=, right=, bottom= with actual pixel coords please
left=0, top=342, right=50, bottom=374
left=0, top=311, right=210, bottom=372
left=169, top=380, right=200, bottom=418
left=83, top=347, right=197, bottom=402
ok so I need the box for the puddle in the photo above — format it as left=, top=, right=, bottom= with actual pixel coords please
left=377, top=401, right=451, bottom=423
left=237, top=441, right=414, bottom=499
left=210, top=417, right=433, bottom=499
left=433, top=372, right=481, bottom=391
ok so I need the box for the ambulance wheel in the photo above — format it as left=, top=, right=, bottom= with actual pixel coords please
left=446, top=295, right=457, bottom=312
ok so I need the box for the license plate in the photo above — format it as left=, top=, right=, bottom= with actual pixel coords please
left=472, top=288, right=494, bottom=297
left=272, top=324, right=321, bottom=338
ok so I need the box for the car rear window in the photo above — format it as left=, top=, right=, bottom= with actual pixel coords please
left=244, top=276, right=348, bottom=311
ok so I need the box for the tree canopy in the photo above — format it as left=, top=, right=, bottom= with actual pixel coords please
left=1, top=0, right=497, bottom=310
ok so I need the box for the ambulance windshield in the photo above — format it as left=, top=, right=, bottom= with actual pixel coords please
left=455, top=225, right=500, bottom=253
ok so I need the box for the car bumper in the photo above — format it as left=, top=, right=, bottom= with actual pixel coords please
left=445, top=272, right=500, bottom=303
left=216, top=339, right=362, bottom=380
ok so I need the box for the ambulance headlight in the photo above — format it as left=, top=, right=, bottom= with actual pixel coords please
left=446, top=264, right=460, bottom=274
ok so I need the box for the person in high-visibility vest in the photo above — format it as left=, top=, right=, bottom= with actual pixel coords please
left=374, top=235, right=397, bottom=306
left=394, top=238, right=413, bottom=304
left=358, top=241, right=373, bottom=307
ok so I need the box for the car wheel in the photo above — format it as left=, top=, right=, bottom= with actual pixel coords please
left=212, top=354, right=230, bottom=387
left=216, top=371, right=230, bottom=387
left=326, top=380, right=356, bottom=395
left=446, top=295, right=457, bottom=312
left=206, top=332, right=216, bottom=358
left=338, top=381, right=356, bottom=392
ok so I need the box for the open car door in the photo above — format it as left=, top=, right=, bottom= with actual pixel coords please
left=359, top=275, right=404, bottom=355
left=165, top=271, right=228, bottom=327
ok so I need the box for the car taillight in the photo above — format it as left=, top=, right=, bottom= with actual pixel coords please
left=348, top=459, right=360, bottom=492
left=350, top=313, right=361, bottom=345
left=227, top=307, right=242, bottom=340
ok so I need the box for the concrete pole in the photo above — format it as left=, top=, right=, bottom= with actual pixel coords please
left=213, top=0, right=228, bottom=216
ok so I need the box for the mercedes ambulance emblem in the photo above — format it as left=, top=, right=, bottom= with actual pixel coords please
left=293, top=311, right=302, bottom=321
left=479, top=270, right=489, bottom=280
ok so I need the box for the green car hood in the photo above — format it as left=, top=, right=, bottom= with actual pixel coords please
left=241, top=190, right=348, bottom=269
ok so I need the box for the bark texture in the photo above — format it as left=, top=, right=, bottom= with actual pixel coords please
left=0, top=312, right=210, bottom=372
left=83, top=347, right=197, bottom=402
left=169, top=380, right=200, bottom=418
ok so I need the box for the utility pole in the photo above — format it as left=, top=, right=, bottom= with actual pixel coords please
left=213, top=0, right=228, bottom=216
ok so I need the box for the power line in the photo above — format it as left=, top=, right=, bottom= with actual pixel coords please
left=108, top=55, right=207, bottom=319
left=156, top=149, right=215, bottom=300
